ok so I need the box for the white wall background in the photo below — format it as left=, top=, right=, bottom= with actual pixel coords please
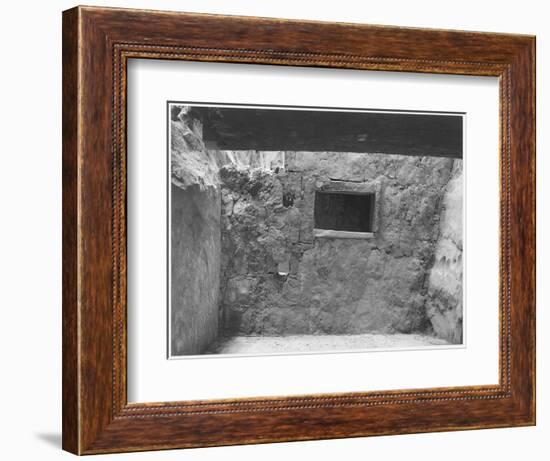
left=0, top=1, right=545, bottom=459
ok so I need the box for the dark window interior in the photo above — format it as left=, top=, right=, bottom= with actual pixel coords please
left=314, top=191, right=375, bottom=233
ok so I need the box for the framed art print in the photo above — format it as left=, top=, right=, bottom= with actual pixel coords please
left=62, top=6, right=535, bottom=454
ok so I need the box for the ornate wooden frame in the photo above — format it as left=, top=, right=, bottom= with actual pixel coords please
left=62, top=5, right=536, bottom=455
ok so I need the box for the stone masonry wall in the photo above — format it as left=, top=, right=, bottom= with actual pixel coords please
left=219, top=151, right=459, bottom=337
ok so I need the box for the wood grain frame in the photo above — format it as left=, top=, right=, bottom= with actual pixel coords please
left=62, top=5, right=536, bottom=455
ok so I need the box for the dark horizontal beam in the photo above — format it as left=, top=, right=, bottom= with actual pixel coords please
left=190, top=106, right=463, bottom=158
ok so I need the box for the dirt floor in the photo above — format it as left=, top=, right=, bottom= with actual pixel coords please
left=204, top=333, right=451, bottom=355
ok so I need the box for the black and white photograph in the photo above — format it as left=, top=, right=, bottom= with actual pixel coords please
left=168, top=103, right=464, bottom=357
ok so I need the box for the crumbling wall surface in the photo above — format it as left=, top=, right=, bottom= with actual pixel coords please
left=425, top=160, right=463, bottom=343
left=170, top=110, right=221, bottom=355
left=219, top=151, right=456, bottom=337
left=171, top=108, right=220, bottom=190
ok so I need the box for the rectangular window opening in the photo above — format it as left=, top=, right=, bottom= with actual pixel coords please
left=313, top=191, right=375, bottom=238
